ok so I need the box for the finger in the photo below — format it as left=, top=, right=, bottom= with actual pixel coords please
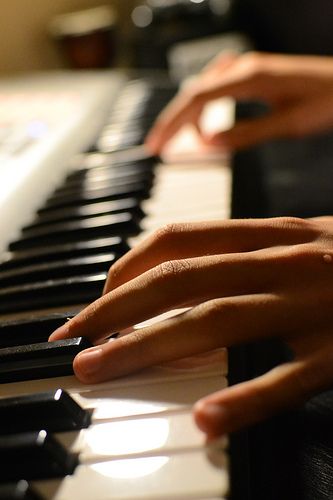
left=204, top=111, right=295, bottom=150
left=71, top=285, right=333, bottom=385
left=72, top=293, right=290, bottom=383
left=168, top=53, right=240, bottom=142
left=201, top=52, right=239, bottom=77
left=194, top=342, right=333, bottom=437
left=51, top=251, right=281, bottom=344
left=51, top=234, right=330, bottom=346
left=205, top=95, right=333, bottom=151
left=146, top=51, right=327, bottom=154
left=145, top=60, right=274, bottom=154
left=103, top=218, right=316, bottom=293
left=145, top=90, right=205, bottom=154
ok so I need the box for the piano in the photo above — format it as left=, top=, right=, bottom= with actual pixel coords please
left=2, top=70, right=333, bottom=500
left=0, top=71, right=232, bottom=500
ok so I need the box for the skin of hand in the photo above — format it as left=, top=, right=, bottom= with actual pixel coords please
left=49, top=216, right=333, bottom=439
left=145, top=51, right=333, bottom=154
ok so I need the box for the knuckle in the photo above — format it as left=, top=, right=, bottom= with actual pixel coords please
left=153, top=259, right=192, bottom=282
left=284, top=243, right=318, bottom=264
left=275, top=216, right=309, bottom=231
left=125, top=328, right=145, bottom=348
left=121, top=329, right=148, bottom=360
left=241, top=51, right=265, bottom=78
left=199, top=299, right=237, bottom=334
left=271, top=216, right=317, bottom=239
left=67, top=301, right=102, bottom=335
left=201, top=299, right=224, bottom=320
left=151, top=223, right=190, bottom=251
left=106, top=261, right=121, bottom=284
left=153, top=223, right=178, bottom=243
left=289, top=241, right=329, bottom=263
left=82, top=300, right=100, bottom=323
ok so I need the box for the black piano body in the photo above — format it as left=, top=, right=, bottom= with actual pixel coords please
left=230, top=102, right=333, bottom=500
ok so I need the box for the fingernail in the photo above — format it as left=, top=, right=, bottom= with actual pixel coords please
left=75, top=347, right=103, bottom=376
left=194, top=401, right=229, bottom=434
left=200, top=402, right=229, bottom=422
left=48, top=323, right=69, bottom=341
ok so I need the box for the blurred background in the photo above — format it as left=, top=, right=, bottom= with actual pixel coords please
left=1, top=0, right=333, bottom=88
left=0, top=0, right=235, bottom=77
left=2, top=0, right=333, bottom=78
left=0, top=0, right=136, bottom=73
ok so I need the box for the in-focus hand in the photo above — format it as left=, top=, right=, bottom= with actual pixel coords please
left=49, top=217, right=333, bottom=439
left=145, top=52, right=333, bottom=154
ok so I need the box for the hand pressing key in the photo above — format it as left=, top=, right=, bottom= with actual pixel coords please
left=50, top=217, right=333, bottom=439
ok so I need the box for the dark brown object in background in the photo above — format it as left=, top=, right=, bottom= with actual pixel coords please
left=49, top=6, right=118, bottom=69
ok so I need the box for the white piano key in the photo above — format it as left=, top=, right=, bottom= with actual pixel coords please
left=0, top=357, right=226, bottom=394
left=35, top=449, right=229, bottom=500
left=131, top=162, right=231, bottom=243
left=1, top=369, right=227, bottom=433
left=75, top=374, right=227, bottom=420
left=56, top=411, right=225, bottom=459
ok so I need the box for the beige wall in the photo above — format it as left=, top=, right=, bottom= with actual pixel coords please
left=0, top=0, right=138, bottom=74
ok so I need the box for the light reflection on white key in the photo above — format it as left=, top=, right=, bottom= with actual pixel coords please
left=56, top=411, right=226, bottom=461
left=36, top=449, right=228, bottom=500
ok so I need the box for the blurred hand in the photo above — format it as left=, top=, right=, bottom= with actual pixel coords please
left=50, top=216, right=333, bottom=439
left=145, top=52, right=333, bottom=154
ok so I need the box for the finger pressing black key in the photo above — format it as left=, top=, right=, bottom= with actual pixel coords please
left=0, top=337, right=93, bottom=383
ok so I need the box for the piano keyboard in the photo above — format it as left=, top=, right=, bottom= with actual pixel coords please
left=0, top=74, right=231, bottom=499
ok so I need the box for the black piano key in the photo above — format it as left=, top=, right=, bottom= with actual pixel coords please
left=66, top=162, right=154, bottom=181
left=55, top=170, right=154, bottom=194
left=0, top=273, right=106, bottom=313
left=0, top=431, right=78, bottom=481
left=9, top=212, right=139, bottom=251
left=42, top=181, right=149, bottom=211
left=25, top=198, right=144, bottom=229
left=52, top=176, right=153, bottom=198
left=0, top=253, right=117, bottom=287
left=0, top=312, right=76, bottom=348
left=67, top=155, right=157, bottom=176
left=0, top=237, right=129, bottom=270
left=0, top=481, right=43, bottom=500
left=98, top=131, right=146, bottom=151
left=0, top=389, right=91, bottom=434
left=71, top=159, right=155, bottom=174
left=22, top=213, right=139, bottom=238
left=0, top=337, right=92, bottom=383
